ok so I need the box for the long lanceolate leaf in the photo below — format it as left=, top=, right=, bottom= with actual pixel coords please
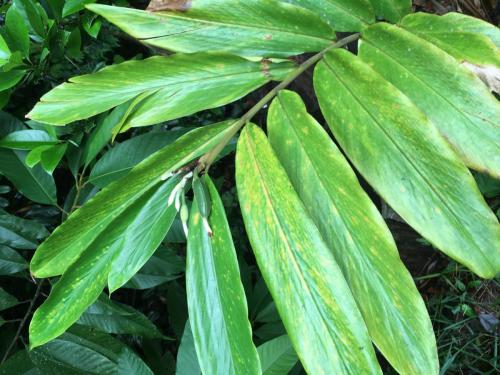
left=359, top=23, right=500, bottom=178
left=236, top=125, right=381, bottom=374
left=271, top=0, right=375, bottom=31
left=187, top=176, right=260, bottom=374
left=27, top=53, right=294, bottom=127
left=268, top=90, right=438, bottom=374
left=29, top=179, right=177, bottom=349
left=87, top=1, right=334, bottom=58
left=30, top=121, right=233, bottom=278
left=314, top=49, right=500, bottom=278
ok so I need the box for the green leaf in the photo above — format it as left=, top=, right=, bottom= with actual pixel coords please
left=106, top=178, right=179, bottom=293
left=0, top=34, right=11, bottom=66
left=0, top=130, right=58, bottom=150
left=87, top=1, right=334, bottom=58
left=29, top=325, right=152, bottom=374
left=268, top=90, right=438, bottom=374
left=314, top=48, right=500, bottom=278
left=0, top=287, right=19, bottom=311
left=187, top=176, right=260, bottom=374
left=81, top=106, right=129, bottom=167
left=0, top=245, right=28, bottom=275
left=0, top=149, right=57, bottom=205
left=30, top=121, right=232, bottom=278
left=257, top=335, right=298, bottom=375
left=63, top=0, right=97, bottom=17
left=12, top=0, right=48, bottom=39
left=4, top=5, right=30, bottom=57
left=360, top=22, right=500, bottom=178
left=27, top=53, right=294, bottom=127
left=400, top=12, right=500, bottom=68
left=0, top=70, right=26, bottom=92
left=78, top=295, right=165, bottom=338
left=367, top=0, right=411, bottom=23
left=89, top=130, right=187, bottom=188
left=236, top=124, right=381, bottom=374
left=0, top=350, right=42, bottom=375
left=29, top=178, right=178, bottom=348
left=285, top=0, right=374, bottom=31
left=40, top=143, right=67, bottom=174
left=176, top=321, right=201, bottom=375
left=126, top=246, right=184, bottom=290
left=0, top=209, right=48, bottom=249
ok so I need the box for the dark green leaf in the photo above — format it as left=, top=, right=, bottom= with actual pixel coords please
left=0, top=209, right=48, bottom=249
left=89, top=130, right=187, bottom=188
left=0, top=245, right=28, bottom=275
left=78, top=295, right=165, bottom=338
left=0, top=287, right=19, bottom=311
left=0, top=149, right=57, bottom=205
left=176, top=321, right=201, bottom=375
left=126, top=247, right=184, bottom=290
left=367, top=0, right=411, bottom=23
left=258, top=335, right=298, bottom=375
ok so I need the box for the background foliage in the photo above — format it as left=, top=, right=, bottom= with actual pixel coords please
left=0, top=0, right=499, bottom=374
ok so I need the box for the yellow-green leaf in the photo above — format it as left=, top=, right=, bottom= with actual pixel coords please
left=268, top=90, right=438, bottom=374
left=314, top=48, right=500, bottom=278
left=27, top=53, right=294, bottom=127
left=236, top=124, right=381, bottom=374
left=30, top=121, right=233, bottom=278
left=87, top=1, right=334, bottom=58
left=359, top=22, right=500, bottom=177
left=187, top=176, right=260, bottom=374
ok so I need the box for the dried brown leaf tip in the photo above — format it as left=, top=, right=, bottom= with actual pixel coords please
left=147, top=0, right=192, bottom=12
left=462, top=61, right=500, bottom=94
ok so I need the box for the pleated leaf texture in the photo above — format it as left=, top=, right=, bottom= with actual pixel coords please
left=24, top=1, right=500, bottom=374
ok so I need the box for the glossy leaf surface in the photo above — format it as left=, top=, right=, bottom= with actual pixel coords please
left=28, top=53, right=294, bottom=127
left=360, top=23, right=500, bottom=177
left=187, top=176, right=260, bottom=374
left=87, top=1, right=334, bottom=58
left=236, top=124, right=381, bottom=374
left=286, top=0, right=374, bottom=31
left=0, top=209, right=48, bottom=249
left=176, top=321, right=201, bottom=375
left=315, top=49, right=500, bottom=278
left=400, top=12, right=500, bottom=67
left=0, top=130, right=58, bottom=150
left=30, top=121, right=232, bottom=278
left=268, top=90, right=438, bottom=374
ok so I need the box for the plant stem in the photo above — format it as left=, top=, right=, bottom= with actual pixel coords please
left=1, top=280, right=44, bottom=364
left=198, top=33, right=360, bottom=171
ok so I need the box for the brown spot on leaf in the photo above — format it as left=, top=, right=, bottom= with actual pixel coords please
left=462, top=61, right=500, bottom=94
left=261, top=59, right=271, bottom=78
left=263, top=34, right=273, bottom=41
left=147, top=0, right=192, bottom=12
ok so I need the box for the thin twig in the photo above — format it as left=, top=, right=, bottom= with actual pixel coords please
left=1, top=280, right=44, bottom=364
